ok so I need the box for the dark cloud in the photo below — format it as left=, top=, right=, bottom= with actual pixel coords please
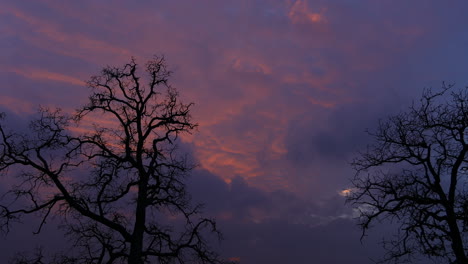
left=285, top=101, right=386, bottom=165
left=219, top=218, right=386, bottom=264
left=187, top=168, right=385, bottom=263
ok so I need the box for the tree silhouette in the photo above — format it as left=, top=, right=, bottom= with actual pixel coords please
left=0, top=57, right=223, bottom=264
left=348, top=84, right=468, bottom=264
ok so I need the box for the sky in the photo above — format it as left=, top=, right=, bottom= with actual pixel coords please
left=1, top=0, right=468, bottom=263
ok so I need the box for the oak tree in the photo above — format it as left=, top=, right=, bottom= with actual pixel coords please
left=349, top=85, right=468, bottom=264
left=0, top=57, right=222, bottom=264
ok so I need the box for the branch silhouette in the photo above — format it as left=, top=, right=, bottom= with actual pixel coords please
left=0, top=56, right=224, bottom=264
left=349, top=84, right=468, bottom=264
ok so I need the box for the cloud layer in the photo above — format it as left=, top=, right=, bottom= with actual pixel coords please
left=1, top=0, right=468, bottom=263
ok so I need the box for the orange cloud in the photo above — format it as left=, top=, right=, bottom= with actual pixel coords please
left=228, top=257, right=241, bottom=263
left=288, top=0, right=327, bottom=24
left=188, top=110, right=291, bottom=190
left=339, top=188, right=354, bottom=197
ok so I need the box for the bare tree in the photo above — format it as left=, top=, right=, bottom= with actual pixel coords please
left=0, top=57, right=223, bottom=264
left=348, top=84, right=468, bottom=264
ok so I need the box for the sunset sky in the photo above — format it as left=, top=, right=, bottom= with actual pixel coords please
left=1, top=1, right=468, bottom=263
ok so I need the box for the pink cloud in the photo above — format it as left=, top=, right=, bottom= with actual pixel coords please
left=288, top=0, right=327, bottom=24
left=5, top=67, right=84, bottom=86
left=0, top=95, right=35, bottom=115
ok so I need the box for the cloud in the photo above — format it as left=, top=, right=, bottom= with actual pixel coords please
left=4, top=67, right=84, bottom=86
left=288, top=0, right=327, bottom=24
left=185, top=168, right=392, bottom=263
left=188, top=168, right=357, bottom=227
left=230, top=57, right=272, bottom=75
left=1, top=2, right=131, bottom=65
left=0, top=95, right=35, bottom=115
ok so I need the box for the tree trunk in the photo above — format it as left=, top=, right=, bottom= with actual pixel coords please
left=128, top=180, right=148, bottom=264
left=447, top=210, right=468, bottom=264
